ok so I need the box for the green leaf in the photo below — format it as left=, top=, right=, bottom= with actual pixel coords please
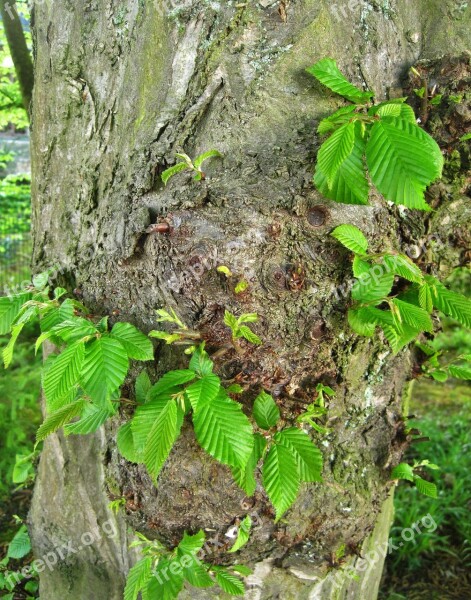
left=151, top=369, right=195, bottom=396
left=7, top=526, right=31, bottom=559
left=331, top=224, right=368, bottom=256
left=186, top=374, right=221, bottom=411
left=419, top=284, right=434, bottom=314
left=414, top=476, right=438, bottom=499
left=252, top=391, right=280, bottom=430
left=262, top=443, right=300, bottom=522
left=449, top=365, right=471, bottom=380
left=391, top=462, right=415, bottom=482
left=80, top=337, right=129, bottom=404
left=144, top=400, right=179, bottom=480
left=314, top=123, right=369, bottom=205
left=383, top=323, right=418, bottom=354
left=43, top=343, right=85, bottom=409
left=317, top=122, right=356, bottom=186
left=189, top=345, right=213, bottom=376
left=275, top=428, right=323, bottom=482
left=117, top=422, right=141, bottom=462
left=384, top=254, right=424, bottom=284
left=224, top=310, right=239, bottom=333
left=391, top=299, right=433, bottom=333
left=50, top=318, right=98, bottom=344
left=229, top=516, right=252, bottom=553
left=3, top=322, right=24, bottom=368
left=352, top=269, right=395, bottom=303
left=36, top=400, right=87, bottom=442
left=161, top=162, right=188, bottom=185
left=0, top=293, right=30, bottom=335
left=237, top=326, right=262, bottom=345
left=124, top=557, right=152, bottom=600
left=352, top=256, right=371, bottom=278
left=317, top=105, right=357, bottom=135
left=148, top=560, right=184, bottom=600
left=181, top=561, right=213, bottom=588
left=237, top=313, right=259, bottom=324
left=40, top=299, right=75, bottom=332
left=193, top=149, right=222, bottom=169
left=430, top=370, right=448, bottom=382
left=135, top=370, right=152, bottom=404
left=425, top=276, right=471, bottom=328
left=366, top=118, right=443, bottom=209
left=307, top=58, right=373, bottom=103
left=369, top=100, right=417, bottom=124
left=347, top=308, right=376, bottom=337
left=193, top=392, right=254, bottom=468
left=215, top=569, right=245, bottom=596
left=231, top=433, right=267, bottom=496
left=64, top=403, right=113, bottom=435
left=177, top=530, right=206, bottom=556
left=111, top=322, right=154, bottom=361
left=131, top=394, right=175, bottom=453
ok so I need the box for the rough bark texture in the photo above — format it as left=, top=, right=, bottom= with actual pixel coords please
left=29, top=1, right=470, bottom=599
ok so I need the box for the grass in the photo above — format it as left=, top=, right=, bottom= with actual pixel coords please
left=380, top=378, right=471, bottom=599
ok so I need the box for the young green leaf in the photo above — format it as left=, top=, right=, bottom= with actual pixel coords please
left=3, top=322, right=24, bottom=368
left=331, top=224, right=368, bottom=256
left=144, top=400, right=179, bottom=480
left=111, top=322, right=154, bottom=361
left=131, top=394, right=177, bottom=453
left=150, top=369, right=195, bottom=396
left=275, top=428, right=323, bottom=482
left=228, top=515, right=252, bottom=553
left=352, top=269, right=395, bottom=303
left=189, top=345, right=214, bottom=376
left=252, top=391, right=280, bottom=430
left=7, top=526, right=31, bottom=560
left=419, top=284, right=434, bottom=314
left=262, top=443, right=300, bottom=522
left=237, top=326, right=262, bottom=345
left=449, top=365, right=471, bottom=380
left=391, top=298, right=433, bottom=333
left=135, top=370, right=152, bottom=404
left=414, top=476, right=438, bottom=499
left=425, top=276, right=471, bottom=328
left=391, top=462, right=415, bottom=482
left=177, top=530, right=206, bottom=556
left=124, top=557, right=152, bottom=600
left=43, top=342, right=85, bottom=409
left=147, top=561, right=184, bottom=599
left=307, top=58, right=373, bottom=103
left=347, top=308, right=376, bottom=337
left=366, top=118, right=443, bottom=210
left=384, top=254, right=424, bottom=284
left=214, top=569, right=245, bottom=596
left=185, top=374, right=221, bottom=411
left=317, top=105, right=357, bottom=135
left=193, top=392, right=254, bottom=469
left=36, top=399, right=87, bottom=442
left=117, top=422, right=141, bottom=463
left=161, top=162, right=188, bottom=185
left=231, top=433, right=267, bottom=497
left=80, top=337, right=129, bottom=405
left=0, top=293, right=31, bottom=335
left=224, top=310, right=239, bottom=333
left=314, top=124, right=369, bottom=205
left=193, top=149, right=222, bottom=169
left=352, top=256, right=371, bottom=278
left=64, top=403, right=113, bottom=435
left=317, top=121, right=356, bottom=186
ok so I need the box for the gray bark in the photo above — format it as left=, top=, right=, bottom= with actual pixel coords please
left=28, top=1, right=470, bottom=599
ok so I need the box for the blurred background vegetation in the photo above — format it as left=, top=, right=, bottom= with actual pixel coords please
left=0, top=4, right=469, bottom=600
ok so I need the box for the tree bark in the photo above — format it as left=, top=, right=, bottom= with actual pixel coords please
left=28, top=1, right=470, bottom=599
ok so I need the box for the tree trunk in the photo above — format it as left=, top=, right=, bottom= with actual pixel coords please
left=28, top=1, right=470, bottom=598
